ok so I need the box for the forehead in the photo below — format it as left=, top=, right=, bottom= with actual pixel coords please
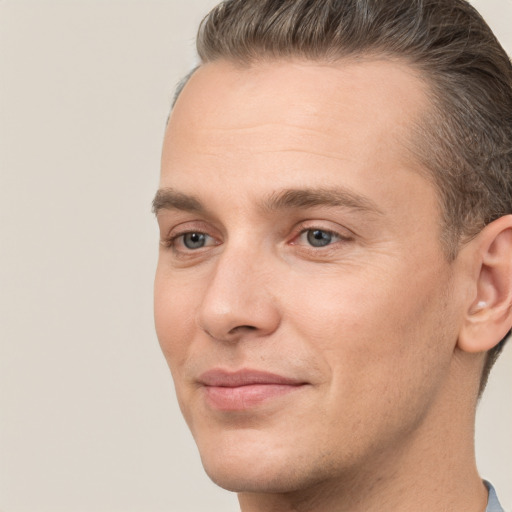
left=160, top=58, right=436, bottom=224
left=173, top=58, right=426, bottom=125
left=164, top=58, right=429, bottom=167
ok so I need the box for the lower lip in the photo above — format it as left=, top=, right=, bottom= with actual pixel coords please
left=203, top=384, right=304, bottom=411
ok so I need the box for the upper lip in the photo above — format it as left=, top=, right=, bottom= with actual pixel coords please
left=198, top=369, right=306, bottom=387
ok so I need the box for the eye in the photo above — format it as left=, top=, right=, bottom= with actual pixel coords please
left=306, top=229, right=337, bottom=247
left=182, top=232, right=208, bottom=250
left=298, top=229, right=341, bottom=248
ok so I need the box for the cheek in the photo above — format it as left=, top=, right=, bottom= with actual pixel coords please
left=283, top=259, right=456, bottom=402
left=280, top=268, right=456, bottom=458
left=154, top=269, right=206, bottom=430
left=154, top=267, right=198, bottom=373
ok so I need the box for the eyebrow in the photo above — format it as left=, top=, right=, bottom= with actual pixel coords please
left=262, top=187, right=383, bottom=215
left=152, top=186, right=383, bottom=216
left=152, top=189, right=205, bottom=215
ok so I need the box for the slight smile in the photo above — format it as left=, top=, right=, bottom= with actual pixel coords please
left=198, top=369, right=308, bottom=411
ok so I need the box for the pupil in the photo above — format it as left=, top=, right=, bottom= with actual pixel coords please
left=307, top=230, right=332, bottom=247
left=184, top=233, right=206, bottom=249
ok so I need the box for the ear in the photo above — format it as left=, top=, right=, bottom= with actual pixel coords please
left=458, top=215, right=512, bottom=353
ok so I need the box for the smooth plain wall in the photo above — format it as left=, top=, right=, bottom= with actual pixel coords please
left=0, top=1, right=510, bottom=511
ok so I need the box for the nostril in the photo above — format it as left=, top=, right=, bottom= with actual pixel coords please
left=203, top=325, right=259, bottom=342
left=229, top=325, right=257, bottom=335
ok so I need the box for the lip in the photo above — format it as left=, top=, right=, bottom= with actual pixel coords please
left=198, top=369, right=307, bottom=411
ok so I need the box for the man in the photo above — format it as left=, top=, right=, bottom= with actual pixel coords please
left=153, top=0, right=512, bottom=510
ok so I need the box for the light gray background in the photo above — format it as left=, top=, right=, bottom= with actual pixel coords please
left=0, top=1, right=510, bottom=511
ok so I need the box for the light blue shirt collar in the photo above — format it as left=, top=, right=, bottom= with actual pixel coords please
left=485, top=481, right=505, bottom=512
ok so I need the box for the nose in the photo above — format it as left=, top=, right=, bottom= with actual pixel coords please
left=196, top=245, right=281, bottom=343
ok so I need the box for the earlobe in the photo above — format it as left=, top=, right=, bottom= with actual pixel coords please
left=458, top=215, right=512, bottom=354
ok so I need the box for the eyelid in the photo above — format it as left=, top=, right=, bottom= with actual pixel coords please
left=165, top=220, right=217, bottom=239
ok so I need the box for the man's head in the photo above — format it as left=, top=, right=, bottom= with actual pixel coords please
left=154, top=0, right=512, bottom=508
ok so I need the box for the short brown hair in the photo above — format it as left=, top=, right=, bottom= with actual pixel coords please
left=183, top=0, right=512, bottom=393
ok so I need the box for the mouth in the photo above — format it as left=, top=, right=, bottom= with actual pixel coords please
left=198, top=369, right=308, bottom=411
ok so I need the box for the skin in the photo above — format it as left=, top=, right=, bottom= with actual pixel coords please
left=153, top=59, right=505, bottom=511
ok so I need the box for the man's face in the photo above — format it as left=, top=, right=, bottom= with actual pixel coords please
left=154, top=59, right=466, bottom=492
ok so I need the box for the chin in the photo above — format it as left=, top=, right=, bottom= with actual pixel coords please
left=198, top=443, right=285, bottom=492
left=196, top=434, right=338, bottom=495
left=193, top=432, right=294, bottom=492
left=202, top=458, right=308, bottom=494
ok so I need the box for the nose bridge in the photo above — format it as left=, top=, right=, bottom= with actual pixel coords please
left=196, top=240, right=280, bottom=341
